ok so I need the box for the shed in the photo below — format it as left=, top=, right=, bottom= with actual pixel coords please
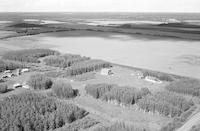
left=100, top=68, right=113, bottom=76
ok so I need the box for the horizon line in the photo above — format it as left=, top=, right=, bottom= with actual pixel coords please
left=0, top=11, right=200, bottom=13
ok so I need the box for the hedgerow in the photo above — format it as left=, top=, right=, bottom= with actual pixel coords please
left=27, top=73, right=53, bottom=90
left=2, top=49, right=58, bottom=63
left=0, top=91, right=87, bottom=131
left=165, top=78, right=200, bottom=97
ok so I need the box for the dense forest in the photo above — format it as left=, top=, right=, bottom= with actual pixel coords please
left=165, top=78, right=200, bottom=97
left=2, top=49, right=58, bottom=63
left=0, top=91, right=87, bottom=131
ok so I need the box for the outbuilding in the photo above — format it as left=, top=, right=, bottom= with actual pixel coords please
left=21, top=68, right=30, bottom=73
left=145, top=76, right=162, bottom=84
left=100, top=68, right=113, bottom=76
left=13, top=83, right=22, bottom=89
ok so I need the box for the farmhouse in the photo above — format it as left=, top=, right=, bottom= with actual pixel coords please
left=100, top=68, right=113, bottom=75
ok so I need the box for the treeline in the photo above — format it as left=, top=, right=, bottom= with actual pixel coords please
left=66, top=60, right=111, bottom=76
left=2, top=49, right=58, bottom=63
left=43, top=54, right=90, bottom=68
left=137, top=91, right=194, bottom=117
left=85, top=83, right=150, bottom=105
left=94, top=122, right=148, bottom=131
left=165, top=78, right=200, bottom=97
left=0, top=91, right=87, bottom=131
left=0, top=59, right=25, bottom=72
left=45, top=60, right=111, bottom=77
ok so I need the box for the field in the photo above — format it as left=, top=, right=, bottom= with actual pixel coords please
left=0, top=16, right=200, bottom=131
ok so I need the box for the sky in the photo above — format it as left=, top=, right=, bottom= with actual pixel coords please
left=0, top=0, right=200, bottom=12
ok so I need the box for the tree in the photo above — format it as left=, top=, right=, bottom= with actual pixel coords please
left=27, top=73, right=53, bottom=90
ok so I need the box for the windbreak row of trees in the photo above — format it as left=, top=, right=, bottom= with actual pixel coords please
left=0, top=91, right=87, bottom=131
left=2, top=49, right=58, bottom=63
left=137, top=91, right=194, bottom=117
left=43, top=54, right=90, bottom=68
left=85, top=83, right=150, bottom=105
left=165, top=78, right=200, bottom=97
left=0, top=59, right=26, bottom=72
left=66, top=60, right=111, bottom=76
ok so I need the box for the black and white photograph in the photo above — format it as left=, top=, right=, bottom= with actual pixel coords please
left=0, top=0, right=200, bottom=131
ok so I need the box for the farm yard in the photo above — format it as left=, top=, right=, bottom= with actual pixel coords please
left=0, top=48, right=200, bottom=131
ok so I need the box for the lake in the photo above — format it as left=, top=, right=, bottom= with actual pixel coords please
left=2, top=30, right=200, bottom=79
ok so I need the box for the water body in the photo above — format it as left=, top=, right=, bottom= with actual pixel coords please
left=32, top=31, right=200, bottom=79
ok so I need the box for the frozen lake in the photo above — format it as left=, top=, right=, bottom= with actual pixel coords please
left=1, top=30, right=200, bottom=79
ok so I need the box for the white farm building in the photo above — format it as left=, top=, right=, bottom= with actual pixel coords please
left=100, top=68, right=113, bottom=76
